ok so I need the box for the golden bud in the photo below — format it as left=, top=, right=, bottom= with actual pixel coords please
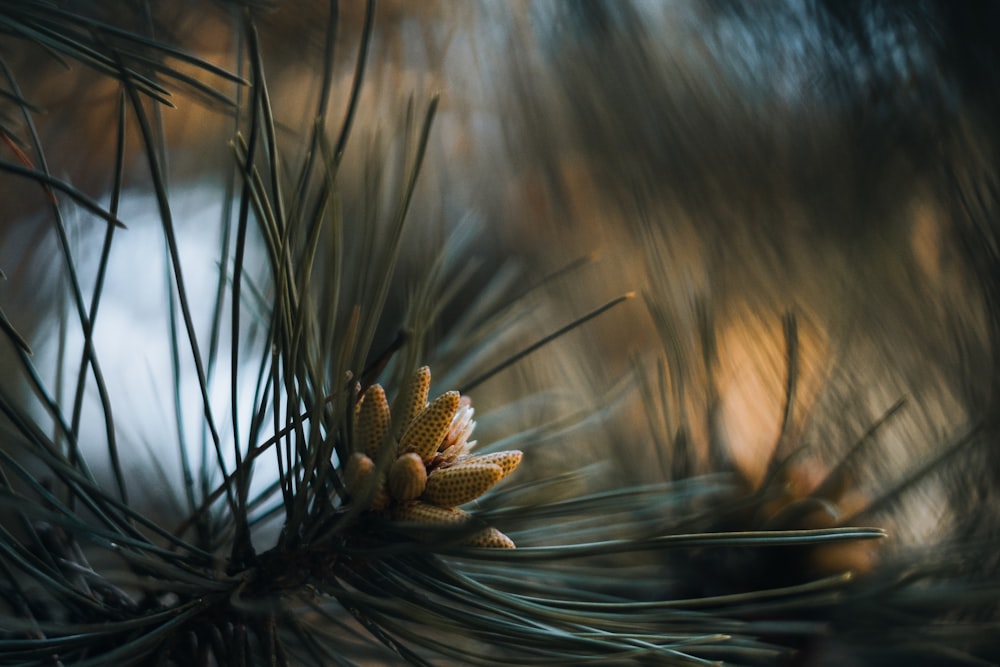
left=353, top=384, right=391, bottom=459
left=392, top=366, right=431, bottom=440
left=388, top=452, right=428, bottom=501
left=344, top=452, right=389, bottom=510
left=466, top=450, right=522, bottom=479
left=467, top=527, right=516, bottom=549
left=344, top=452, right=375, bottom=498
left=399, top=391, right=460, bottom=462
left=392, top=501, right=470, bottom=526
left=423, top=462, right=504, bottom=506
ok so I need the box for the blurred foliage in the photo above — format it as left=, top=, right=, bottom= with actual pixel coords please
left=0, top=1, right=997, bottom=665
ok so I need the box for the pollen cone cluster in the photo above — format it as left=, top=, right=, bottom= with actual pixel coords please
left=344, top=366, right=521, bottom=548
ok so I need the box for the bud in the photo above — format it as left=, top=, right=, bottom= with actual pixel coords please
left=467, top=527, right=516, bottom=549
left=465, top=450, right=522, bottom=479
left=344, top=452, right=375, bottom=498
left=392, top=501, right=470, bottom=526
left=399, top=391, right=460, bottom=462
left=423, top=462, right=504, bottom=506
left=353, top=384, right=391, bottom=459
left=392, top=366, right=431, bottom=439
left=388, top=452, right=428, bottom=500
left=344, top=452, right=389, bottom=511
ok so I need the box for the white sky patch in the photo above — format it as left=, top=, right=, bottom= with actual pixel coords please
left=31, top=184, right=284, bottom=534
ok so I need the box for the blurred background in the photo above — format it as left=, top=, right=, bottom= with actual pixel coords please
left=1, top=1, right=999, bottom=662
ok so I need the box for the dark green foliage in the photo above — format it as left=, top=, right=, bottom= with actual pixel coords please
left=0, top=2, right=998, bottom=666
